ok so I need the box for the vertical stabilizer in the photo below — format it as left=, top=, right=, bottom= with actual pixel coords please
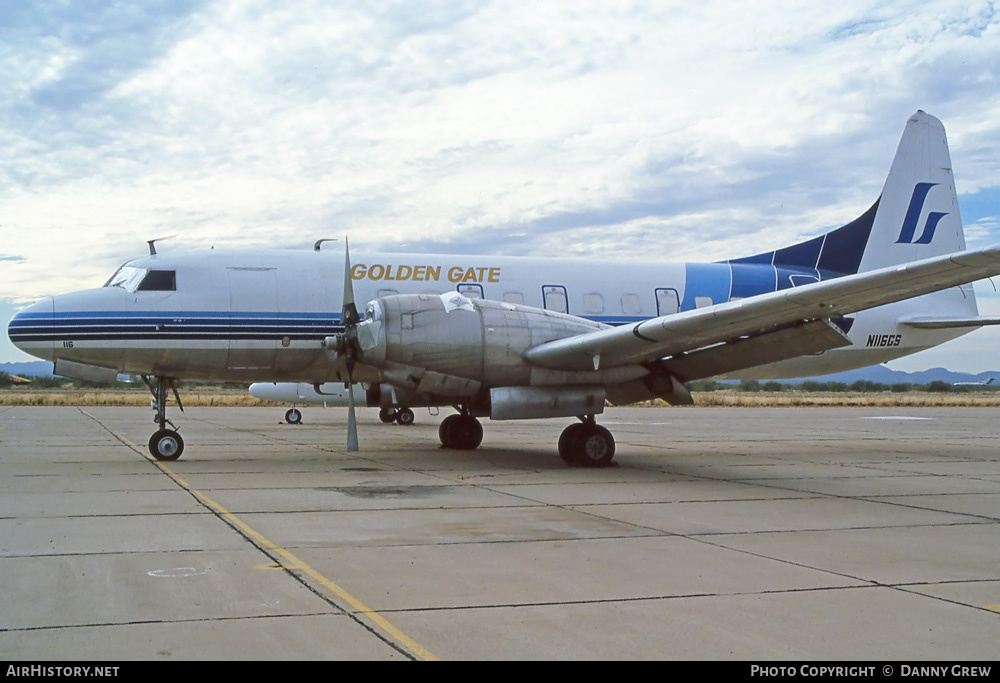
left=859, top=111, right=966, bottom=271
left=855, top=110, right=977, bottom=322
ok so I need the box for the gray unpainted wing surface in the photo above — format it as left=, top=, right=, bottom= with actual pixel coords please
left=524, top=245, right=1000, bottom=372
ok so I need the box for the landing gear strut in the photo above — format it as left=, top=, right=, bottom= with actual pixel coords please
left=558, top=416, right=615, bottom=467
left=144, top=376, right=185, bottom=461
left=439, top=407, right=483, bottom=450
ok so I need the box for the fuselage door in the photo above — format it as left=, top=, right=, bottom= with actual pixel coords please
left=655, top=288, right=680, bottom=316
left=228, top=268, right=279, bottom=371
left=542, top=285, right=569, bottom=313
left=789, top=274, right=820, bottom=287
left=457, top=283, right=484, bottom=299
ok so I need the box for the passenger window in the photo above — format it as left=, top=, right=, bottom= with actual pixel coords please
left=503, top=292, right=525, bottom=305
left=582, top=293, right=604, bottom=314
left=621, top=294, right=641, bottom=315
left=137, top=270, right=176, bottom=291
left=377, top=288, right=399, bottom=298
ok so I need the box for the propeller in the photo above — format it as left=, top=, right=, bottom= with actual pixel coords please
left=340, top=237, right=361, bottom=452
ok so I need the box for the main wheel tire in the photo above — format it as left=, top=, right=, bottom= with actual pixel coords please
left=558, top=423, right=586, bottom=465
left=149, top=429, right=184, bottom=461
left=439, top=414, right=459, bottom=447
left=452, top=416, right=483, bottom=450
left=379, top=407, right=397, bottom=423
left=285, top=408, right=303, bottom=425
left=395, top=407, right=415, bottom=426
left=572, top=425, right=615, bottom=468
left=439, top=415, right=483, bottom=449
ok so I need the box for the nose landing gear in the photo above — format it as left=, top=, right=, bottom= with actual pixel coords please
left=143, top=376, right=185, bottom=461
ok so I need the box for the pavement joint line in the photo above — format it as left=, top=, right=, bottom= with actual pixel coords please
left=78, top=408, right=440, bottom=662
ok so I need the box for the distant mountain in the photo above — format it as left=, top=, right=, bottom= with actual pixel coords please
left=1, top=361, right=56, bottom=377
left=780, top=366, right=999, bottom=385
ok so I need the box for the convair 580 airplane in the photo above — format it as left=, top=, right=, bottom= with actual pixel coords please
left=9, top=111, right=1000, bottom=466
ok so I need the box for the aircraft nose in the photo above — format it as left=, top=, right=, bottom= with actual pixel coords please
left=8, top=297, right=55, bottom=361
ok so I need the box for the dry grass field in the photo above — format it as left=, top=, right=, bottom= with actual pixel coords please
left=3, top=388, right=1000, bottom=408
left=0, top=388, right=274, bottom=407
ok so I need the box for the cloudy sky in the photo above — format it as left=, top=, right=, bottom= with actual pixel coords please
left=2, top=0, right=1000, bottom=372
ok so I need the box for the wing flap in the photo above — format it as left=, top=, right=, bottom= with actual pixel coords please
left=662, top=318, right=852, bottom=382
left=525, top=245, right=1000, bottom=372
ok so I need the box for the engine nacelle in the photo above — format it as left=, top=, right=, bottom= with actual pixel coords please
left=355, top=292, right=633, bottom=399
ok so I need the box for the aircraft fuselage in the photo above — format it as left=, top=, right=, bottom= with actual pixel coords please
left=8, top=247, right=969, bottom=384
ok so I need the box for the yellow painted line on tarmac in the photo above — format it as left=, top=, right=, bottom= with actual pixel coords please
left=90, top=414, right=439, bottom=661
left=184, top=481, right=440, bottom=662
left=985, top=604, right=1000, bottom=613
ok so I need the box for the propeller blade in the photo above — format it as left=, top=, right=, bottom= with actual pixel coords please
left=341, top=236, right=359, bottom=328
left=342, top=236, right=360, bottom=452
left=346, top=367, right=359, bottom=452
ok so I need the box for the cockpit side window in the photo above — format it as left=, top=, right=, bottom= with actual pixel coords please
left=137, top=270, right=176, bottom=291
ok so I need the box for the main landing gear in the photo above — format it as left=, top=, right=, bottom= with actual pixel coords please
left=438, top=408, right=483, bottom=450
left=285, top=407, right=303, bottom=425
left=144, top=376, right=185, bottom=461
left=435, top=409, right=616, bottom=466
left=558, top=416, right=616, bottom=467
left=378, top=407, right=415, bottom=426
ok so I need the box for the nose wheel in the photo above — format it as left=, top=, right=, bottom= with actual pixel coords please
left=144, top=376, right=185, bottom=461
left=149, top=429, right=184, bottom=461
left=379, top=406, right=416, bottom=425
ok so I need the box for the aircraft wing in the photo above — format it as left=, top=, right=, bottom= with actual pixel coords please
left=524, top=245, right=1000, bottom=373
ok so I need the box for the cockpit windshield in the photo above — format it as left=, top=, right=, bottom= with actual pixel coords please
left=104, top=266, right=176, bottom=292
left=104, top=266, right=147, bottom=292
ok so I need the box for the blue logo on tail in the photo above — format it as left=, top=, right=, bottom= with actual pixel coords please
left=896, top=182, right=947, bottom=245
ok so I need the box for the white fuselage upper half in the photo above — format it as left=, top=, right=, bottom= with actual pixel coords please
left=7, top=247, right=970, bottom=385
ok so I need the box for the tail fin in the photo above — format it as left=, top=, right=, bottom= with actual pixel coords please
left=859, top=110, right=966, bottom=270
left=731, top=111, right=966, bottom=277
left=727, top=110, right=977, bottom=318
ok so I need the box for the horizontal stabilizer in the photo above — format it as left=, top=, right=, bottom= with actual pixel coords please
left=898, top=316, right=1000, bottom=329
